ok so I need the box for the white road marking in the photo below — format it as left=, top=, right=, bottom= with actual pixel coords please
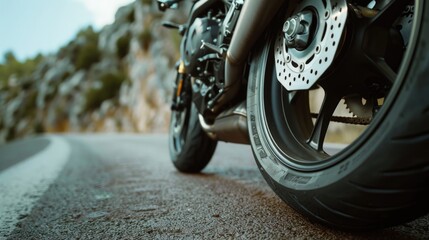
left=0, top=136, right=71, bottom=239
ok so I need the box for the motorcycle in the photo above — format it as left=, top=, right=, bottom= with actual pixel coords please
left=158, top=0, right=429, bottom=230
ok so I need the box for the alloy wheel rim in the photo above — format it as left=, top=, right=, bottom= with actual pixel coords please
left=259, top=0, right=421, bottom=171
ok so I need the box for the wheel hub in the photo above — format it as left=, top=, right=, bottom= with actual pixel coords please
left=173, top=111, right=186, bottom=135
left=283, top=11, right=313, bottom=50
left=275, top=0, right=348, bottom=91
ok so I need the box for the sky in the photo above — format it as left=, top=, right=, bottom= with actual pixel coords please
left=0, top=0, right=134, bottom=61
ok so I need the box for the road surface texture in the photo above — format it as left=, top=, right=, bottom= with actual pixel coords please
left=1, top=134, right=429, bottom=239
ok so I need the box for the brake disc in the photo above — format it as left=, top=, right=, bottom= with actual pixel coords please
left=274, top=0, right=348, bottom=91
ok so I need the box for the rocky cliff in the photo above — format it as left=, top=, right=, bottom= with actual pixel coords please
left=0, top=1, right=189, bottom=143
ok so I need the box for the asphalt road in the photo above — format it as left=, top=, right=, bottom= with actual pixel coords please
left=1, top=134, right=429, bottom=239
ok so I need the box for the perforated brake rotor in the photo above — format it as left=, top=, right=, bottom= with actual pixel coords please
left=275, top=0, right=348, bottom=91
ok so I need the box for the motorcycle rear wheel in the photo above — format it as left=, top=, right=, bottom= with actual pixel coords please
left=247, top=0, right=429, bottom=230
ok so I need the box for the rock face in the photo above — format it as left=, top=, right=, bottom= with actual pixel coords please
left=0, top=1, right=190, bottom=143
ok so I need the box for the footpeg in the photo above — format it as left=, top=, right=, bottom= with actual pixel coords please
left=200, top=41, right=226, bottom=58
left=162, top=21, right=186, bottom=35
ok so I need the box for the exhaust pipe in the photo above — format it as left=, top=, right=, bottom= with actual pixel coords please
left=199, top=1, right=285, bottom=144
left=200, top=102, right=249, bottom=144
left=213, top=0, right=284, bottom=113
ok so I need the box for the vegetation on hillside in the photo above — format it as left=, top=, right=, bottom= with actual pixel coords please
left=73, top=27, right=101, bottom=70
left=0, top=1, right=185, bottom=143
left=0, top=51, right=43, bottom=87
left=85, top=71, right=127, bottom=111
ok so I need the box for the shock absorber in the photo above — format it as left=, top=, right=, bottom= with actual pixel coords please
left=171, top=61, right=188, bottom=111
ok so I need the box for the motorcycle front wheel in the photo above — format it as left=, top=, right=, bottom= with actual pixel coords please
left=169, top=75, right=217, bottom=173
left=247, top=0, right=429, bottom=230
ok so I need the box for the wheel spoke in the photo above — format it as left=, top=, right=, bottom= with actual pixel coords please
left=288, top=91, right=299, bottom=104
left=362, top=0, right=406, bottom=83
left=307, top=92, right=341, bottom=152
left=367, top=56, right=397, bottom=83
left=369, top=0, right=408, bottom=28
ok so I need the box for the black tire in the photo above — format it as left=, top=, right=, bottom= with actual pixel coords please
left=247, top=1, right=429, bottom=230
left=169, top=90, right=217, bottom=173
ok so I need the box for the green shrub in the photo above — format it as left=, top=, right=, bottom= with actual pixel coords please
left=23, top=90, right=37, bottom=112
left=75, top=43, right=101, bottom=70
left=14, top=89, right=38, bottom=120
left=84, top=72, right=126, bottom=111
left=140, top=0, right=152, bottom=5
left=0, top=51, right=43, bottom=86
left=116, top=33, right=132, bottom=58
left=74, top=27, right=101, bottom=70
left=6, top=127, right=16, bottom=142
left=34, top=121, right=45, bottom=134
left=77, top=26, right=99, bottom=44
left=127, top=9, right=135, bottom=23
left=138, top=29, right=152, bottom=51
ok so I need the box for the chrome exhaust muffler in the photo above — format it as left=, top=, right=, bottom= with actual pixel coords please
left=200, top=101, right=249, bottom=144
